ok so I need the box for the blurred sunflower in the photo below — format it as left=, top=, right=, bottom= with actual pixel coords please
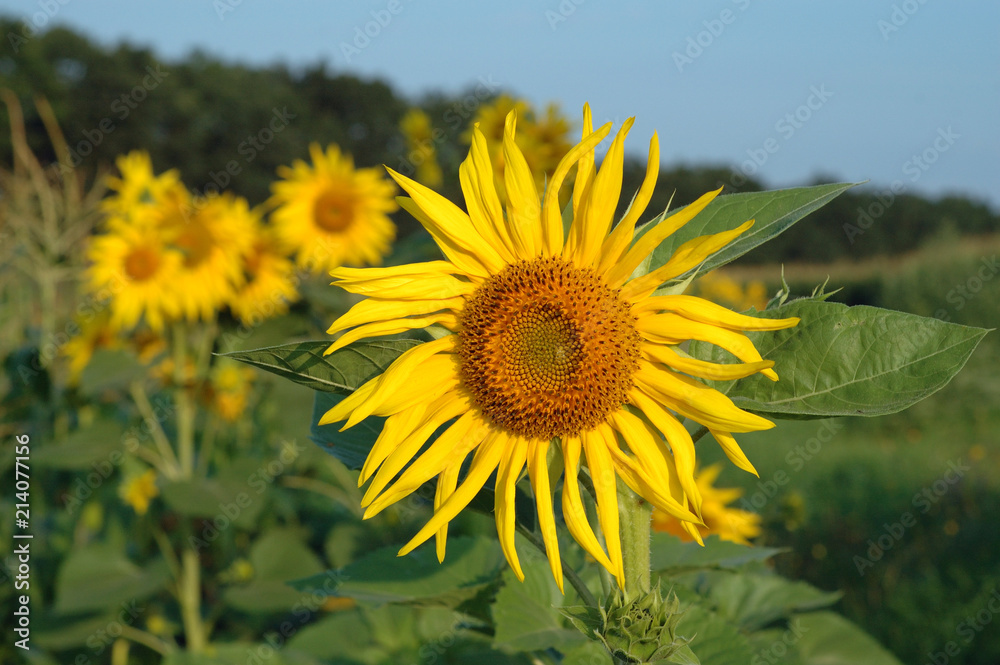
left=229, top=223, right=300, bottom=325
left=651, top=463, right=761, bottom=545
left=206, top=360, right=256, bottom=422
left=86, top=210, right=183, bottom=332
left=160, top=191, right=255, bottom=322
left=319, top=105, right=798, bottom=589
left=269, top=143, right=397, bottom=274
left=694, top=273, right=769, bottom=312
left=102, top=150, right=182, bottom=216
left=119, top=469, right=159, bottom=515
left=400, top=108, right=443, bottom=187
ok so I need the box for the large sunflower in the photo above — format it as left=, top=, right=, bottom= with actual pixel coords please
left=320, top=106, right=798, bottom=589
left=269, top=143, right=397, bottom=274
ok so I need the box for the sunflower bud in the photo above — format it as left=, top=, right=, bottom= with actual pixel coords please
left=598, top=587, right=690, bottom=664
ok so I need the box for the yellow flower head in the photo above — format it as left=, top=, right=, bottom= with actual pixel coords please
left=207, top=360, right=256, bottom=422
left=400, top=108, right=443, bottom=187
left=269, top=143, right=397, bottom=274
left=651, top=463, right=762, bottom=545
left=229, top=222, right=300, bottom=326
left=320, top=106, right=798, bottom=590
left=103, top=150, right=182, bottom=216
left=119, top=469, right=159, bottom=515
left=86, top=209, right=184, bottom=332
left=162, top=191, right=255, bottom=322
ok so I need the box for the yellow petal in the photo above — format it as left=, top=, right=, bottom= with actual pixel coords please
left=496, top=435, right=529, bottom=581
left=606, top=188, right=722, bottom=288
left=365, top=354, right=461, bottom=418
left=434, top=460, right=462, bottom=562
left=580, top=427, right=625, bottom=588
left=398, top=430, right=508, bottom=556
left=387, top=167, right=506, bottom=273
left=461, top=126, right=518, bottom=261
left=627, top=389, right=702, bottom=517
left=710, top=429, right=759, bottom=477
left=528, top=439, right=563, bottom=592
left=621, top=220, right=754, bottom=300
left=637, top=313, right=779, bottom=381
left=327, top=297, right=464, bottom=335
left=362, top=391, right=472, bottom=513
left=560, top=436, right=614, bottom=572
left=571, top=103, right=595, bottom=217
left=635, top=364, right=775, bottom=434
left=642, top=343, right=775, bottom=381
left=325, top=311, right=459, bottom=354
left=598, top=132, right=660, bottom=276
left=365, top=411, right=486, bottom=515
left=566, top=118, right=633, bottom=268
left=502, top=112, right=542, bottom=257
left=633, top=295, right=799, bottom=331
left=543, top=118, right=615, bottom=258
left=397, top=197, right=491, bottom=280
left=359, top=404, right=428, bottom=484
left=344, top=336, right=457, bottom=426
left=335, top=273, right=475, bottom=301
left=331, top=261, right=460, bottom=283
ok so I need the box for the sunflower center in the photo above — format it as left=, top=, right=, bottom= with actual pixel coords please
left=124, top=246, right=161, bottom=282
left=458, top=256, right=641, bottom=440
left=313, top=188, right=355, bottom=233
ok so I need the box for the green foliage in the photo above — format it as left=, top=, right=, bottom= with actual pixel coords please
left=690, top=298, right=989, bottom=419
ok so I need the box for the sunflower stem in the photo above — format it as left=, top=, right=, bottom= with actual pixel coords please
left=618, top=481, right=652, bottom=600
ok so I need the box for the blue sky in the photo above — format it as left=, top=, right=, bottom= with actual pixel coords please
left=4, top=0, right=999, bottom=209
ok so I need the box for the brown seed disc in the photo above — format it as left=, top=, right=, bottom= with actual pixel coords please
left=458, top=256, right=641, bottom=440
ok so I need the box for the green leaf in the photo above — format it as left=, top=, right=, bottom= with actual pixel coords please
left=675, top=604, right=752, bottom=665
left=644, top=183, right=858, bottom=279
left=289, top=536, right=505, bottom=608
left=310, top=391, right=386, bottom=471
left=33, top=419, right=125, bottom=469
left=78, top=348, right=147, bottom=394
left=160, top=459, right=270, bottom=527
left=705, top=574, right=841, bottom=632
left=223, top=528, right=326, bottom=613
left=492, top=546, right=587, bottom=652
left=54, top=543, right=170, bottom=615
left=689, top=299, right=990, bottom=419
left=221, top=338, right=421, bottom=394
left=794, top=611, right=905, bottom=665
left=650, top=534, right=784, bottom=574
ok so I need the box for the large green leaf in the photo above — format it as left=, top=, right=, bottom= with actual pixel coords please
left=676, top=604, right=755, bottom=665
left=689, top=299, right=989, bottom=418
left=704, top=573, right=840, bottom=632
left=651, top=534, right=784, bottom=574
left=289, top=536, right=505, bottom=608
left=221, top=338, right=421, bottom=394
left=795, top=611, right=906, bottom=665
left=223, top=528, right=326, bottom=613
left=54, top=543, right=171, bottom=615
left=492, top=546, right=587, bottom=652
left=643, top=183, right=858, bottom=279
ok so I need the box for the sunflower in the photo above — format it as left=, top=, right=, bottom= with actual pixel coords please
left=319, top=106, right=798, bottom=589
left=119, top=469, right=159, bottom=515
left=160, top=191, right=255, bottom=322
left=228, top=222, right=300, bottom=326
left=651, top=463, right=762, bottom=545
left=86, top=209, right=183, bottom=332
left=102, top=150, right=182, bottom=217
left=269, top=143, right=397, bottom=274
left=206, top=360, right=256, bottom=422
left=400, top=108, right=443, bottom=188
